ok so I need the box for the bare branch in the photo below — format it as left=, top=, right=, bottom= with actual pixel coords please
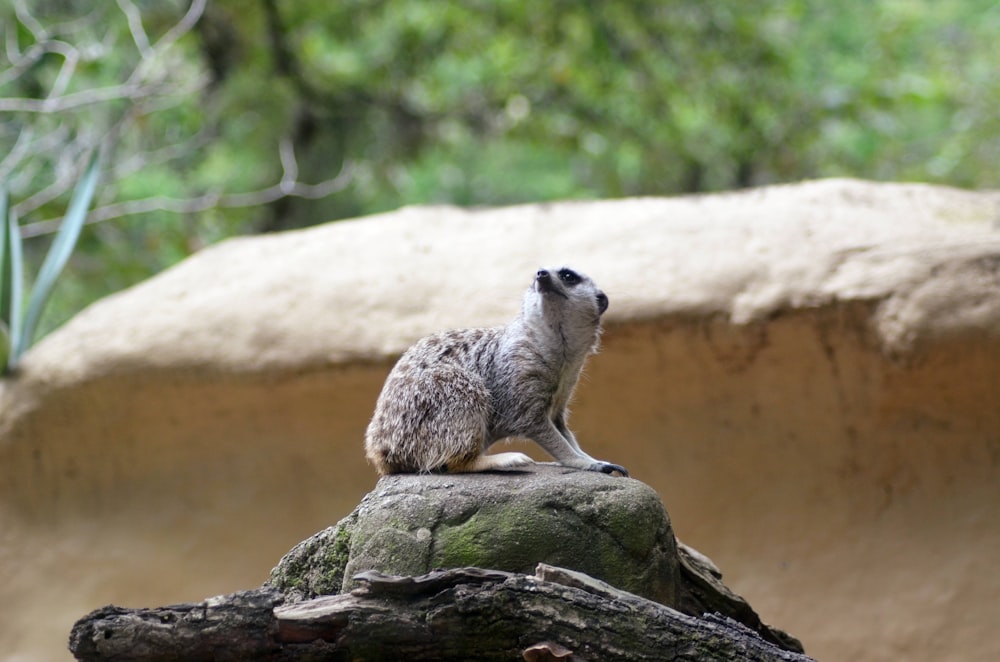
left=45, top=8, right=107, bottom=39
left=4, top=19, right=19, bottom=63
left=278, top=137, right=298, bottom=193
left=3, top=0, right=317, bottom=245
left=151, top=0, right=206, bottom=53
left=46, top=42, right=80, bottom=100
left=20, top=161, right=355, bottom=238
left=130, top=80, right=209, bottom=113
left=0, top=127, right=35, bottom=182
left=110, top=126, right=213, bottom=179
left=0, top=1, right=206, bottom=117
left=0, top=1, right=209, bottom=222
left=0, top=39, right=77, bottom=88
left=115, top=0, right=153, bottom=59
left=14, top=141, right=92, bottom=213
left=0, top=73, right=207, bottom=113
left=1, top=124, right=73, bottom=193
left=0, top=83, right=145, bottom=113
left=14, top=0, right=47, bottom=43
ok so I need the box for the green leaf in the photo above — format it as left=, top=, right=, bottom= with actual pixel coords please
left=6, top=205, right=23, bottom=370
left=0, top=186, right=8, bottom=372
left=11, top=153, right=100, bottom=366
left=0, top=320, right=9, bottom=373
left=0, top=185, right=8, bottom=326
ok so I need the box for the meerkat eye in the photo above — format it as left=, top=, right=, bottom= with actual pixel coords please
left=558, top=269, right=581, bottom=285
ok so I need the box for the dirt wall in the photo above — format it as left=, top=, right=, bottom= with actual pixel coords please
left=1, top=179, right=998, bottom=660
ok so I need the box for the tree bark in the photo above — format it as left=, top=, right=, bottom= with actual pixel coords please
left=68, top=588, right=284, bottom=660
left=70, top=564, right=813, bottom=661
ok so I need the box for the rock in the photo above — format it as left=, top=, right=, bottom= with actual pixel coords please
left=1, top=179, right=999, bottom=660
left=269, top=465, right=680, bottom=605
left=268, top=464, right=802, bottom=652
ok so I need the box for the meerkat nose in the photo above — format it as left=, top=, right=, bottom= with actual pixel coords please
left=536, top=269, right=549, bottom=280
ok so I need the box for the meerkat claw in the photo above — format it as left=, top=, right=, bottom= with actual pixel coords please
left=589, top=461, right=629, bottom=477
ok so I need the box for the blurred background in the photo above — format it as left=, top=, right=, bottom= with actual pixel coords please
left=2, top=0, right=998, bottom=335
left=4, top=3, right=1000, bottom=661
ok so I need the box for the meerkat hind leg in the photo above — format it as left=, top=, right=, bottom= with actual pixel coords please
left=448, top=451, right=534, bottom=473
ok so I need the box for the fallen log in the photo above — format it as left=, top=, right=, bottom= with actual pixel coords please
left=70, top=564, right=814, bottom=661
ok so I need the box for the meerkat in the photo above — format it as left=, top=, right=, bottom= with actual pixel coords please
left=364, top=266, right=628, bottom=477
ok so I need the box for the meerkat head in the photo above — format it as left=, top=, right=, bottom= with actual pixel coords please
left=523, top=267, right=608, bottom=349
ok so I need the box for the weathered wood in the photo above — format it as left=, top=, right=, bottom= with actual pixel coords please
left=676, top=542, right=804, bottom=652
left=68, top=589, right=284, bottom=661
left=70, top=565, right=815, bottom=661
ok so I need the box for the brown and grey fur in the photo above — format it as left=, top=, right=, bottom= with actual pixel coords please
left=364, top=267, right=628, bottom=477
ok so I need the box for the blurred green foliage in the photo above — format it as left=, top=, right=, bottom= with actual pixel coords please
left=1, top=0, right=998, bottom=338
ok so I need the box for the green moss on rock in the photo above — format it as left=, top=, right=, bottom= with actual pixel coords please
left=269, top=465, right=681, bottom=607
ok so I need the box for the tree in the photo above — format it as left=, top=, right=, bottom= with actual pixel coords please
left=2, top=0, right=997, bottom=337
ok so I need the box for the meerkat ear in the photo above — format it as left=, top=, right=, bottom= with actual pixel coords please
left=596, top=292, right=609, bottom=314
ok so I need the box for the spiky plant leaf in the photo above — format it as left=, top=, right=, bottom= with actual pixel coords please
left=0, top=320, right=8, bottom=372
left=0, top=186, right=8, bottom=325
left=11, top=153, right=99, bottom=366
left=5, top=205, right=24, bottom=370
left=0, top=187, right=8, bottom=370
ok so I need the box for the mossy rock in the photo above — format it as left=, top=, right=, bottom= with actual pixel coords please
left=268, top=464, right=681, bottom=607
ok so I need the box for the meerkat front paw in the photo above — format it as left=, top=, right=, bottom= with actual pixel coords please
left=587, top=461, right=629, bottom=477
